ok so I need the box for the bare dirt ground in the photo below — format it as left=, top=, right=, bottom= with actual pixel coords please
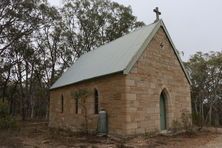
left=199, top=134, right=222, bottom=148
left=0, top=121, right=221, bottom=148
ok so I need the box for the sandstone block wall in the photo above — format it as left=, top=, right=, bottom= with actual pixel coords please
left=125, top=27, right=191, bottom=135
left=49, top=73, right=127, bottom=135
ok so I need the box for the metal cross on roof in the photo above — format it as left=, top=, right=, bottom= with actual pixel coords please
left=153, top=7, right=161, bottom=23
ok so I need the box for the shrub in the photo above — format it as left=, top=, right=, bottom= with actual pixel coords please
left=181, top=110, right=192, bottom=131
left=170, top=110, right=193, bottom=133
left=0, top=102, right=9, bottom=117
left=0, top=102, right=17, bottom=129
left=192, top=112, right=202, bottom=127
left=171, top=120, right=182, bottom=133
left=0, top=116, right=17, bottom=129
left=144, top=129, right=158, bottom=139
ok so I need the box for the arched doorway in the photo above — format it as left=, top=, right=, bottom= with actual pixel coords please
left=160, top=92, right=167, bottom=130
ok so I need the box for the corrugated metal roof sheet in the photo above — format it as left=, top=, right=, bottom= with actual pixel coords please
left=51, top=21, right=158, bottom=89
left=50, top=20, right=191, bottom=90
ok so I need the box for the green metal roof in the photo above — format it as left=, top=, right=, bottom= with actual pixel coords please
left=51, top=20, right=191, bottom=90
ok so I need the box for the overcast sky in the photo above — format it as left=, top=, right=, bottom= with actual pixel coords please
left=48, top=0, right=222, bottom=61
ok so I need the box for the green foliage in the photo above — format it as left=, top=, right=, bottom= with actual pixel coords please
left=181, top=110, right=192, bottom=131
left=62, top=0, right=145, bottom=58
left=171, top=110, right=192, bottom=133
left=192, top=112, right=202, bottom=127
left=0, top=116, right=17, bottom=129
left=171, top=120, right=182, bottom=132
left=72, top=89, right=90, bottom=102
left=144, top=129, right=158, bottom=139
left=72, top=89, right=91, bottom=133
left=0, top=102, right=17, bottom=129
left=0, top=102, right=9, bottom=118
left=0, top=0, right=144, bottom=120
left=185, top=51, right=222, bottom=127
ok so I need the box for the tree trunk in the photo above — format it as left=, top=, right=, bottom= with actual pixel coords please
left=46, top=94, right=50, bottom=120
left=194, top=99, right=198, bottom=114
left=2, top=69, right=11, bottom=103
left=30, top=97, right=34, bottom=119
left=201, top=103, right=204, bottom=126
left=215, top=112, right=219, bottom=126
left=209, top=104, right=213, bottom=126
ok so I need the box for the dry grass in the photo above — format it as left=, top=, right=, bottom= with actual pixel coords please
left=0, top=121, right=220, bottom=148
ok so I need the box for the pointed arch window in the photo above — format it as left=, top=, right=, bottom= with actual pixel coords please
left=75, top=97, right=78, bottom=114
left=61, top=94, right=64, bottom=113
left=94, top=89, right=99, bottom=114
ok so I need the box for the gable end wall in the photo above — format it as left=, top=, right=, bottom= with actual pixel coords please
left=125, top=27, right=191, bottom=135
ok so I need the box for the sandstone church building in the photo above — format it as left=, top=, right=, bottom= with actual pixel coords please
left=49, top=9, right=191, bottom=136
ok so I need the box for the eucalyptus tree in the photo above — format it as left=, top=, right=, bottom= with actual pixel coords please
left=185, top=51, right=222, bottom=126
left=61, top=0, right=145, bottom=60
left=0, top=0, right=45, bottom=102
left=0, top=0, right=57, bottom=119
left=0, top=0, right=145, bottom=120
